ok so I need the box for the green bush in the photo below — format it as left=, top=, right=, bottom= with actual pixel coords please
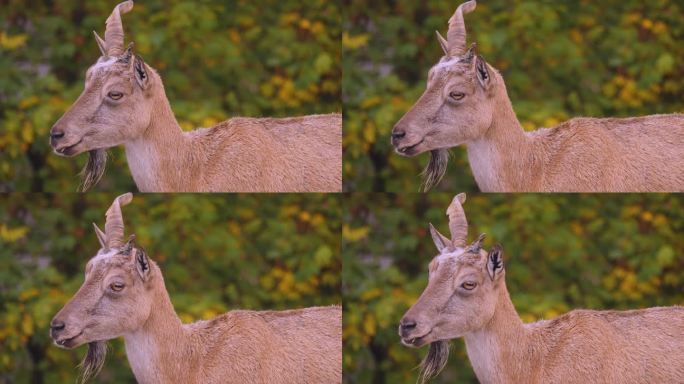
left=343, top=193, right=684, bottom=383
left=0, top=0, right=341, bottom=192
left=343, top=0, right=684, bottom=191
left=0, top=193, right=341, bottom=383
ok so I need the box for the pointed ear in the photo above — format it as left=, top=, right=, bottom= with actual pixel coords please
left=134, top=247, right=150, bottom=281
left=133, top=55, right=149, bottom=90
left=92, top=223, right=106, bottom=248
left=435, top=31, right=448, bottom=55
left=487, top=244, right=504, bottom=281
left=93, top=31, right=106, bottom=57
left=475, top=55, right=491, bottom=90
left=429, top=223, right=452, bottom=253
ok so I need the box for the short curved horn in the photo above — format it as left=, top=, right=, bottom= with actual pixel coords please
left=447, top=193, right=468, bottom=247
left=104, top=1, right=134, bottom=57
left=93, top=31, right=107, bottom=56
left=92, top=223, right=106, bottom=248
left=447, top=0, right=476, bottom=57
left=104, top=193, right=133, bottom=249
left=435, top=30, right=449, bottom=55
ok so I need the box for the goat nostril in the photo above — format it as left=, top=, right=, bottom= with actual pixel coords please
left=50, top=129, right=65, bottom=140
left=391, top=130, right=406, bottom=140
left=50, top=319, right=65, bottom=331
left=401, top=318, right=417, bottom=331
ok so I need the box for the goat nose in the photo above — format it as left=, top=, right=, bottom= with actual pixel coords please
left=50, top=319, right=65, bottom=333
left=400, top=318, right=417, bottom=332
left=50, top=128, right=65, bottom=140
left=391, top=129, right=406, bottom=141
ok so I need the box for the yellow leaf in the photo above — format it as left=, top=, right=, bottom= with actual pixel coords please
left=19, top=288, right=39, bottom=301
left=0, top=32, right=28, bottom=50
left=362, top=314, right=376, bottom=336
left=299, top=211, right=311, bottom=222
left=342, top=224, right=370, bottom=242
left=201, top=117, right=218, bottom=128
left=342, top=32, right=370, bottom=50
left=21, top=314, right=33, bottom=336
left=19, top=95, right=39, bottom=110
left=360, top=287, right=382, bottom=301
left=21, top=122, right=33, bottom=143
left=362, top=121, right=376, bottom=143
left=360, top=96, right=382, bottom=109
left=0, top=224, right=29, bottom=242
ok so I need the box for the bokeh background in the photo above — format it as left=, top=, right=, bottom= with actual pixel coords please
left=0, top=0, right=341, bottom=192
left=343, top=193, right=684, bottom=383
left=343, top=0, right=684, bottom=192
left=0, top=193, right=341, bottom=383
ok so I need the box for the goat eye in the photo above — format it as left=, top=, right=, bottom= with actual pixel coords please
left=449, top=92, right=465, bottom=101
left=107, top=91, right=123, bottom=100
left=461, top=281, right=477, bottom=290
left=110, top=282, right=125, bottom=292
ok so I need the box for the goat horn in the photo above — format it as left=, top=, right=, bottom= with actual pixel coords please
left=447, top=193, right=468, bottom=247
left=93, top=31, right=107, bottom=56
left=92, top=223, right=107, bottom=248
left=447, top=0, right=476, bottom=57
left=104, top=1, right=134, bottom=57
left=435, top=30, right=449, bottom=55
left=105, top=192, right=133, bottom=249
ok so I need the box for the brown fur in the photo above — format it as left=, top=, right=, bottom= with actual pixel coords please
left=392, top=0, right=684, bottom=192
left=400, top=193, right=684, bottom=383
left=50, top=1, right=341, bottom=192
left=50, top=194, right=342, bottom=383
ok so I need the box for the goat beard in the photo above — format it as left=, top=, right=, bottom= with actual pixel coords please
left=79, top=149, right=107, bottom=192
left=420, top=149, right=449, bottom=192
left=418, top=340, right=450, bottom=384
left=78, top=341, right=107, bottom=384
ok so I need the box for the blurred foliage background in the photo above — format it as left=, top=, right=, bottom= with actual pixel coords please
left=0, top=193, right=341, bottom=383
left=343, top=193, right=684, bottom=383
left=0, top=0, right=341, bottom=192
left=343, top=0, right=684, bottom=192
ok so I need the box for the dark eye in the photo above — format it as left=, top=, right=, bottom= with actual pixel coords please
left=110, top=282, right=125, bottom=292
left=449, top=91, right=465, bottom=101
left=461, top=281, right=477, bottom=290
left=107, top=91, right=123, bottom=100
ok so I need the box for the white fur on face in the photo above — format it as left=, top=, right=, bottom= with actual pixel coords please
left=435, top=247, right=465, bottom=262
left=90, top=248, right=120, bottom=265
left=432, top=56, right=464, bottom=72
left=89, top=57, right=118, bottom=72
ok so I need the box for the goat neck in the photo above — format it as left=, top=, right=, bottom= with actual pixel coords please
left=465, top=85, right=540, bottom=192
left=123, top=264, right=191, bottom=383
left=464, top=283, right=532, bottom=384
left=123, top=87, right=193, bottom=192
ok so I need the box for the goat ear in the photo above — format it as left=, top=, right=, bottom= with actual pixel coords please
left=475, top=56, right=491, bottom=90
left=133, top=55, right=149, bottom=90
left=92, top=223, right=106, bottom=249
left=429, top=223, right=452, bottom=253
left=487, top=244, right=504, bottom=281
left=134, top=247, right=150, bottom=281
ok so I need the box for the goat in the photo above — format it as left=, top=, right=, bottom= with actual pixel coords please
left=391, top=0, right=684, bottom=192
left=49, top=1, right=342, bottom=192
left=50, top=193, right=342, bottom=384
left=399, top=193, right=684, bottom=383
